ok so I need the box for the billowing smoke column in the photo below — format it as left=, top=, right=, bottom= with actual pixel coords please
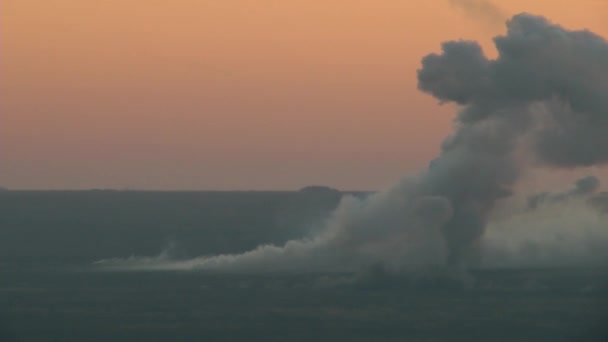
left=97, top=14, right=608, bottom=273
left=416, top=13, right=608, bottom=267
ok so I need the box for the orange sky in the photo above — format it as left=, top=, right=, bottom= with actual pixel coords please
left=2, top=0, right=607, bottom=190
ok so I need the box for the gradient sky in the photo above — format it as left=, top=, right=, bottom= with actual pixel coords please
left=2, top=0, right=607, bottom=190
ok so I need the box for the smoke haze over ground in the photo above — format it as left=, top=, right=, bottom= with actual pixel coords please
left=98, top=13, right=608, bottom=274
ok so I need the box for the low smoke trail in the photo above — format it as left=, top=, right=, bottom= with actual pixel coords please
left=96, top=178, right=608, bottom=272
left=96, top=180, right=452, bottom=272
left=97, top=14, right=608, bottom=273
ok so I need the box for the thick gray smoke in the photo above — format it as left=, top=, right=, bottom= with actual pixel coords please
left=417, top=13, right=608, bottom=267
left=97, top=14, right=608, bottom=273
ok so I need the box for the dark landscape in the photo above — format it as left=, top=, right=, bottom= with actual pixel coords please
left=1, top=191, right=607, bottom=341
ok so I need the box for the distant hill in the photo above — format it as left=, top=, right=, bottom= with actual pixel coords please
left=298, top=185, right=341, bottom=195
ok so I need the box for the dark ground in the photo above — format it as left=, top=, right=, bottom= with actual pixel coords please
left=1, top=191, right=607, bottom=341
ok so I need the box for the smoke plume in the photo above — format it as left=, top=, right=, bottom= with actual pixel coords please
left=97, top=14, right=608, bottom=273
left=417, top=13, right=608, bottom=266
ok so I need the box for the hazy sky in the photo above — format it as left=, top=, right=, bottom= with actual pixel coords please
left=2, top=0, right=607, bottom=190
